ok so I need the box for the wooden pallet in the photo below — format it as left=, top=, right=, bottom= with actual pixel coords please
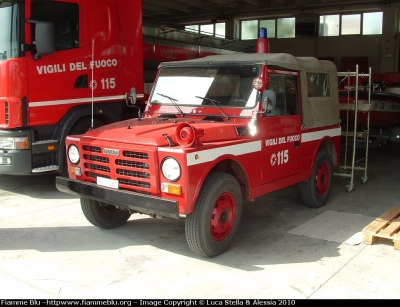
left=362, top=207, right=400, bottom=250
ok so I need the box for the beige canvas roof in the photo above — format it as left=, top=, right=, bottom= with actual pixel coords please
left=160, top=53, right=341, bottom=128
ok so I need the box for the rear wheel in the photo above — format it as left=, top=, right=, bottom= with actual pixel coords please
left=81, top=197, right=131, bottom=229
left=298, top=149, right=333, bottom=208
left=185, top=172, right=243, bottom=258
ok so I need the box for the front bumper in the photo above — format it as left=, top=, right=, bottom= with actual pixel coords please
left=0, top=129, right=32, bottom=175
left=55, top=176, right=180, bottom=219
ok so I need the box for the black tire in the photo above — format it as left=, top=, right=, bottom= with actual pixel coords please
left=185, top=172, right=243, bottom=258
left=81, top=197, right=131, bottom=229
left=59, top=118, right=104, bottom=177
left=390, top=143, right=400, bottom=157
left=70, top=118, right=104, bottom=135
left=298, top=149, right=333, bottom=208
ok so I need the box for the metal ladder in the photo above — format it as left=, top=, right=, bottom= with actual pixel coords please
left=334, top=65, right=372, bottom=192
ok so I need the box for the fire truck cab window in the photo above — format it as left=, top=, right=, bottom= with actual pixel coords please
left=31, top=2, right=79, bottom=51
left=266, top=74, right=298, bottom=116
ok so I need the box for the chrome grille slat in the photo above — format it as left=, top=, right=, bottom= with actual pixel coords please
left=83, top=154, right=109, bottom=163
left=86, top=172, right=111, bottom=179
left=118, top=178, right=151, bottom=189
left=116, top=169, right=150, bottom=179
left=123, top=151, right=149, bottom=159
left=84, top=163, right=110, bottom=173
left=83, top=145, right=101, bottom=153
left=116, top=159, right=149, bottom=169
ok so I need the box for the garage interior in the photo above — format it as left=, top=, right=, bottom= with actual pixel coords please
left=1, top=0, right=400, bottom=300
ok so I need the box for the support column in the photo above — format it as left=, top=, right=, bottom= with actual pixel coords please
left=380, top=6, right=399, bottom=72
left=225, top=18, right=239, bottom=40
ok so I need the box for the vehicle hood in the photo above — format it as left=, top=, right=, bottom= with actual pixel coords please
left=79, top=117, right=249, bottom=147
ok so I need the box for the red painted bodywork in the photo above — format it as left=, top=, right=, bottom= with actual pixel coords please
left=0, top=0, right=143, bottom=129
left=65, top=65, right=341, bottom=215
left=0, top=0, right=237, bottom=175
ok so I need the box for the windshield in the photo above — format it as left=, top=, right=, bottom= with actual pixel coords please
left=0, top=1, right=20, bottom=60
left=150, top=64, right=261, bottom=109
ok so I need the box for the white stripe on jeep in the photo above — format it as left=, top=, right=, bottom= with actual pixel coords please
left=187, top=141, right=262, bottom=166
left=301, top=127, right=341, bottom=143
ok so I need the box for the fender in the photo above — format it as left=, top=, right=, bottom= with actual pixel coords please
left=302, top=135, right=340, bottom=182
left=186, top=154, right=251, bottom=214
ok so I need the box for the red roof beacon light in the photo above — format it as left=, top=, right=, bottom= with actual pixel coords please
left=256, top=27, right=269, bottom=54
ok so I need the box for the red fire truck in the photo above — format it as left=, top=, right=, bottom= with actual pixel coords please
left=0, top=0, right=236, bottom=176
left=56, top=32, right=342, bottom=257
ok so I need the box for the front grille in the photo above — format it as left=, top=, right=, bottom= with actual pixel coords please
left=81, top=144, right=156, bottom=194
left=5, top=102, right=9, bottom=125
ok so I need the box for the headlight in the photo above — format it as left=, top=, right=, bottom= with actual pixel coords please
left=0, top=136, right=29, bottom=149
left=68, top=145, right=80, bottom=164
left=161, top=157, right=181, bottom=181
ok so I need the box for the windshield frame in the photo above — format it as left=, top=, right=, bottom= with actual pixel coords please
left=0, top=1, right=23, bottom=61
left=148, top=63, right=263, bottom=116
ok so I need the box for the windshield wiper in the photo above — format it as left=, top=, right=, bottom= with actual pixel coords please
left=195, top=96, right=229, bottom=120
left=157, top=93, right=184, bottom=117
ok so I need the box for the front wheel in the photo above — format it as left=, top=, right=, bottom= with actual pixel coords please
left=81, top=197, right=131, bottom=229
left=185, top=172, right=243, bottom=258
left=298, top=149, right=333, bottom=208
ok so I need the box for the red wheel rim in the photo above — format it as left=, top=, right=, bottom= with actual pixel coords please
left=315, top=161, right=329, bottom=196
left=210, top=192, right=236, bottom=241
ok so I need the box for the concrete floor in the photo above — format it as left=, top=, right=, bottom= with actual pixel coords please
left=1, top=146, right=400, bottom=299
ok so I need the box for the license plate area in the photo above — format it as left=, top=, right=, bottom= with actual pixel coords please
left=97, top=177, right=119, bottom=189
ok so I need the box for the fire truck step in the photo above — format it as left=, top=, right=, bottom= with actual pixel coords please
left=32, top=139, right=59, bottom=145
left=32, top=165, right=60, bottom=173
left=362, top=207, right=400, bottom=250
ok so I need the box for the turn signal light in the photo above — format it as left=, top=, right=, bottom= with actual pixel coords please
left=15, top=137, right=29, bottom=149
left=161, top=183, right=182, bottom=195
left=68, top=166, right=82, bottom=176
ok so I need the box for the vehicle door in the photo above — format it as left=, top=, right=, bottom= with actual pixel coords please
left=259, top=72, right=302, bottom=184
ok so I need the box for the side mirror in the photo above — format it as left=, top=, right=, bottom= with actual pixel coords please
left=261, top=89, right=276, bottom=114
left=125, top=87, right=137, bottom=106
left=125, top=87, right=141, bottom=120
left=27, top=20, right=56, bottom=60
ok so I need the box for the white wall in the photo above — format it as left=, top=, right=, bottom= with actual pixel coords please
left=269, top=35, right=382, bottom=73
left=252, top=5, right=400, bottom=74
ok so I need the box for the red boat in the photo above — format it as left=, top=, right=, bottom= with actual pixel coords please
left=338, top=73, right=400, bottom=156
left=339, top=89, right=400, bottom=128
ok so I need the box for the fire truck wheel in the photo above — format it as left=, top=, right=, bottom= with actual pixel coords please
left=185, top=172, right=243, bottom=258
left=80, top=197, right=131, bottom=229
left=298, top=149, right=332, bottom=208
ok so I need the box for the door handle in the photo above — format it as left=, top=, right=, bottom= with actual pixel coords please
left=293, top=141, right=300, bottom=148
